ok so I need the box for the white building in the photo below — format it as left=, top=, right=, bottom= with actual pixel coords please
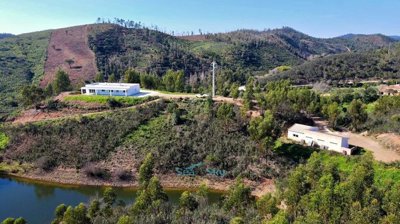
left=80, top=83, right=140, bottom=96
left=288, top=123, right=352, bottom=155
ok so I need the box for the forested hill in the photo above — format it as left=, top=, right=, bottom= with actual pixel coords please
left=89, top=25, right=398, bottom=80
left=0, top=23, right=398, bottom=117
left=184, top=27, right=397, bottom=60
left=270, top=43, right=400, bottom=84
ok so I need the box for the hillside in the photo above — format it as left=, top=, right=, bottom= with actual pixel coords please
left=0, top=23, right=399, bottom=118
left=270, top=43, right=400, bottom=84
left=0, top=30, right=51, bottom=118
left=0, top=99, right=300, bottom=186
left=41, top=25, right=98, bottom=87
left=189, top=27, right=397, bottom=59
left=89, top=25, right=397, bottom=81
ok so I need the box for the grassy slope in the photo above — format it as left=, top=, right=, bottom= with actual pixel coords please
left=319, top=153, right=400, bottom=187
left=64, top=94, right=156, bottom=106
left=0, top=30, right=51, bottom=117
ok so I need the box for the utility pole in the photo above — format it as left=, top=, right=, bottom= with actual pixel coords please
left=212, top=61, right=217, bottom=98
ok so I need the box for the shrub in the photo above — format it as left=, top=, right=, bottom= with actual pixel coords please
left=116, top=168, right=133, bottom=181
left=35, top=156, right=56, bottom=171
left=107, top=98, right=123, bottom=109
left=84, top=164, right=110, bottom=180
left=0, top=132, right=9, bottom=150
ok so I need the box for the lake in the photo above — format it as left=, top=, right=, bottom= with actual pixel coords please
left=0, top=175, right=223, bottom=224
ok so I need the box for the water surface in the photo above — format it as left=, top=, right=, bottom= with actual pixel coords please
left=0, top=176, right=223, bottom=224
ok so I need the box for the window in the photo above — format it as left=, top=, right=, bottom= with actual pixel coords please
left=330, top=142, right=338, bottom=145
left=89, top=89, right=95, bottom=93
left=123, top=90, right=126, bottom=93
left=82, top=89, right=86, bottom=94
left=116, top=90, right=119, bottom=92
left=317, top=139, right=325, bottom=142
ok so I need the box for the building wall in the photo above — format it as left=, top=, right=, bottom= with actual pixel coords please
left=288, top=129, right=351, bottom=155
left=81, top=86, right=140, bottom=96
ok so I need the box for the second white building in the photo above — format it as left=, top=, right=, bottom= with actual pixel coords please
left=288, top=123, right=352, bottom=155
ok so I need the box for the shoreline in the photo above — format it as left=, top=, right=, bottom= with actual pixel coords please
left=1, top=169, right=275, bottom=197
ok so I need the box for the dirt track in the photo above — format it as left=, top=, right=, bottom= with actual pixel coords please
left=341, top=131, right=400, bottom=162
left=313, top=117, right=400, bottom=163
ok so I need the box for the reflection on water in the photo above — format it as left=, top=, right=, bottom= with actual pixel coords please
left=0, top=175, right=223, bottom=224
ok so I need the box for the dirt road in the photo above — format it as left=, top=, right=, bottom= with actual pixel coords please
left=341, top=131, right=400, bottom=162
left=313, top=117, right=400, bottom=163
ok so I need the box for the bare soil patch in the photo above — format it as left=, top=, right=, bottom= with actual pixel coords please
left=377, top=133, right=400, bottom=153
left=41, top=25, right=97, bottom=87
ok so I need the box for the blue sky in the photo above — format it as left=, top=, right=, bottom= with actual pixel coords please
left=0, top=0, right=399, bottom=37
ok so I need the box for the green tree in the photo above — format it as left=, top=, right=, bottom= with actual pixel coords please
left=54, top=204, right=67, bottom=222
left=223, top=178, right=253, bottom=213
left=95, top=72, right=104, bottom=82
left=13, top=218, right=26, bottom=224
left=269, top=211, right=289, bottom=224
left=19, top=85, right=45, bottom=106
left=53, top=70, right=72, bottom=94
left=147, top=176, right=168, bottom=202
left=1, top=218, right=14, bottom=224
left=216, top=103, right=235, bottom=120
left=124, top=69, right=140, bottom=83
left=363, top=87, right=379, bottom=103
left=174, top=70, right=185, bottom=92
left=103, top=187, right=117, bottom=206
left=162, top=70, right=176, bottom=92
left=139, top=153, right=154, bottom=187
left=62, top=203, right=90, bottom=224
left=243, top=78, right=254, bottom=110
left=248, top=110, right=277, bottom=147
left=257, top=193, right=279, bottom=220
left=44, top=83, right=54, bottom=96
left=88, top=200, right=100, bottom=219
left=324, top=102, right=340, bottom=128
left=348, top=99, right=367, bottom=131
left=108, top=73, right=117, bottom=82
left=117, top=215, right=134, bottom=224
left=382, top=183, right=400, bottom=217
left=179, top=191, right=199, bottom=212
left=230, top=83, right=240, bottom=99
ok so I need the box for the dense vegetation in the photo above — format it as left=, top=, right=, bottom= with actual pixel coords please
left=0, top=23, right=398, bottom=118
left=273, top=43, right=400, bottom=84
left=2, top=100, right=166, bottom=169
left=88, top=24, right=398, bottom=89
left=4, top=150, right=399, bottom=224
left=0, top=30, right=50, bottom=118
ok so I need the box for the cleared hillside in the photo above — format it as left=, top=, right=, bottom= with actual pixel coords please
left=41, top=25, right=97, bottom=87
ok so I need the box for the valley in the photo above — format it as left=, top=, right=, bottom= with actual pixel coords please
left=0, top=18, right=400, bottom=224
